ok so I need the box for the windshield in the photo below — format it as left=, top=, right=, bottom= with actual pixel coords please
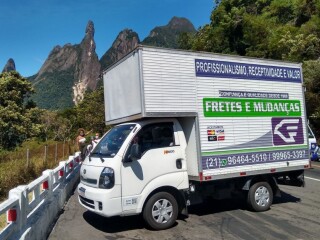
left=92, top=124, right=135, bottom=157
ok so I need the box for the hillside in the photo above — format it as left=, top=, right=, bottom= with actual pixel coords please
left=100, top=29, right=140, bottom=71
left=26, top=17, right=196, bottom=110
left=142, top=16, right=196, bottom=48
left=28, top=21, right=101, bottom=109
left=100, top=16, right=196, bottom=71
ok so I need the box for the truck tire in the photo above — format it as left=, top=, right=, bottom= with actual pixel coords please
left=247, top=182, right=273, bottom=212
left=143, top=192, right=178, bottom=230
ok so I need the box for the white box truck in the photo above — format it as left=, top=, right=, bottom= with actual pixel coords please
left=78, top=46, right=310, bottom=230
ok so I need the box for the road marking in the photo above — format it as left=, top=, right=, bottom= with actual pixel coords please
left=305, top=176, right=320, bottom=182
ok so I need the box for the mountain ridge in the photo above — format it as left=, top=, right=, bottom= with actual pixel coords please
left=4, top=17, right=196, bottom=110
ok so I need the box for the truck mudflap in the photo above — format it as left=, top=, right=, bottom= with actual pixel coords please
left=276, top=170, right=305, bottom=187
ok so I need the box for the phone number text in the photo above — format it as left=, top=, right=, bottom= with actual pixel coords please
left=203, top=149, right=307, bottom=169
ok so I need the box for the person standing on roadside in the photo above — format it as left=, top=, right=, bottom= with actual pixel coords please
left=76, top=128, right=91, bottom=160
left=92, top=132, right=101, bottom=149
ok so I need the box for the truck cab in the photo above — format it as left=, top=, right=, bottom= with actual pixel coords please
left=78, top=118, right=189, bottom=230
left=308, top=125, right=318, bottom=160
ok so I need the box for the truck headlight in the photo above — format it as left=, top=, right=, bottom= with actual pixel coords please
left=98, top=167, right=114, bottom=189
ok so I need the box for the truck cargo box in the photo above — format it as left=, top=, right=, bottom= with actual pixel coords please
left=103, top=46, right=309, bottom=180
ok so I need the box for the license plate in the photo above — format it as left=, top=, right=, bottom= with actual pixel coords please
left=79, top=187, right=86, bottom=197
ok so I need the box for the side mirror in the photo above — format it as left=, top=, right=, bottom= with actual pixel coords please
left=129, top=143, right=141, bottom=160
left=128, top=143, right=141, bottom=161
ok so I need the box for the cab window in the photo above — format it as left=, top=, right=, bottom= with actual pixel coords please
left=138, top=122, right=174, bottom=153
left=126, top=122, right=175, bottom=160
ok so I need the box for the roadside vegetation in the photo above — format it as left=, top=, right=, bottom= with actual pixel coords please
left=0, top=71, right=108, bottom=202
left=179, top=0, right=320, bottom=138
left=0, top=140, right=76, bottom=201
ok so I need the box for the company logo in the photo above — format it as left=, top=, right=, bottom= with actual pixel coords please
left=208, top=136, right=217, bottom=141
left=218, top=135, right=225, bottom=141
left=164, top=150, right=175, bottom=154
left=272, top=117, right=303, bottom=146
left=207, top=130, right=215, bottom=135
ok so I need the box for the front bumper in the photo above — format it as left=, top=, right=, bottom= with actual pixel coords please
left=77, top=182, right=122, bottom=217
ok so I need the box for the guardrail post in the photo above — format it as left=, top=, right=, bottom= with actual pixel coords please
left=68, top=156, right=74, bottom=172
left=8, top=185, right=28, bottom=233
left=74, top=152, right=81, bottom=166
left=58, top=161, right=66, bottom=181
left=42, top=170, right=54, bottom=197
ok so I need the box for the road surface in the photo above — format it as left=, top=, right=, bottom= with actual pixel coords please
left=49, top=162, right=320, bottom=240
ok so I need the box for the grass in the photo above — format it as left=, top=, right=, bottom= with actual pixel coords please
left=0, top=140, right=76, bottom=201
left=0, top=140, right=77, bottom=231
left=0, top=214, right=6, bottom=232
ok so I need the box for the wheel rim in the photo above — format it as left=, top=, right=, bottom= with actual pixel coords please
left=151, top=198, right=173, bottom=224
left=254, top=186, right=270, bottom=207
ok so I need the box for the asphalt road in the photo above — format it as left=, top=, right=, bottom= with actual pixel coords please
left=49, top=163, right=320, bottom=240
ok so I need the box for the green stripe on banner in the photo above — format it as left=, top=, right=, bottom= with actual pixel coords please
left=203, top=98, right=301, bottom=117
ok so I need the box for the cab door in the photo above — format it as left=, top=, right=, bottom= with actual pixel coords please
left=120, top=122, right=186, bottom=211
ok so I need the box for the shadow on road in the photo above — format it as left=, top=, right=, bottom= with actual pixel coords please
left=83, top=211, right=145, bottom=233
left=188, top=190, right=300, bottom=217
left=188, top=198, right=246, bottom=216
left=82, top=191, right=300, bottom=232
left=273, top=190, right=301, bottom=204
left=83, top=210, right=179, bottom=233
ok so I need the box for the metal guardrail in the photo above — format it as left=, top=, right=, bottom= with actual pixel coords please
left=0, top=152, right=81, bottom=240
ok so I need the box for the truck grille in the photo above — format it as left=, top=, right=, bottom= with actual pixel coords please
left=80, top=176, right=97, bottom=185
left=79, top=195, right=95, bottom=209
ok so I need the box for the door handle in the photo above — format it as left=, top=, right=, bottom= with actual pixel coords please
left=176, top=159, right=182, bottom=169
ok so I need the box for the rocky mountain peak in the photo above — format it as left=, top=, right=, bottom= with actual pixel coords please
left=142, top=16, right=196, bottom=48
left=73, top=20, right=101, bottom=104
left=85, top=20, right=95, bottom=39
left=168, top=17, right=196, bottom=32
left=99, top=28, right=140, bottom=71
left=30, top=20, right=101, bottom=109
left=2, top=58, right=16, bottom=73
left=28, top=17, right=196, bottom=110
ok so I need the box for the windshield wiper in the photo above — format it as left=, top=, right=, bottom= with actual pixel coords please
left=89, top=152, right=105, bottom=163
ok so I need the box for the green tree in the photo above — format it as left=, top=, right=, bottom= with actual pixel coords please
left=75, top=87, right=109, bottom=135
left=0, top=71, right=42, bottom=149
left=189, top=0, right=320, bottom=137
left=304, top=60, right=320, bottom=137
left=178, top=32, right=195, bottom=50
left=278, top=32, right=320, bottom=61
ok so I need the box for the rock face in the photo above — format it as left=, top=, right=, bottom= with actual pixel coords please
left=2, top=58, right=16, bottom=72
left=30, top=21, right=101, bottom=109
left=73, top=21, right=101, bottom=104
left=28, top=17, right=196, bottom=110
left=142, top=16, right=196, bottom=48
left=99, top=17, right=196, bottom=72
left=100, top=29, right=140, bottom=71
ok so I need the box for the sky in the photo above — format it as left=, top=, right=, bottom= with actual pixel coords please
left=0, top=0, right=214, bottom=77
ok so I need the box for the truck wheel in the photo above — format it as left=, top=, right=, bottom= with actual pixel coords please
left=143, top=192, right=178, bottom=230
left=247, top=182, right=273, bottom=212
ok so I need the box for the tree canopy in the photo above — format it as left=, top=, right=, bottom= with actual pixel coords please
left=75, top=87, right=108, bottom=135
left=0, top=71, right=42, bottom=149
left=179, top=0, right=320, bottom=137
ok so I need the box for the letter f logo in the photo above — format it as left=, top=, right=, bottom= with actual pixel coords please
left=274, top=119, right=299, bottom=143
left=272, top=118, right=303, bottom=146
